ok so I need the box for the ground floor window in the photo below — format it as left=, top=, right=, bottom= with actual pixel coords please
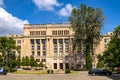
left=65, top=63, right=69, bottom=69
left=60, top=63, right=63, bottom=69
left=54, top=63, right=57, bottom=69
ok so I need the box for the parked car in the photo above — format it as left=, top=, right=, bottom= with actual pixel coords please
left=0, top=67, right=7, bottom=75
left=117, top=67, right=120, bottom=73
left=88, top=68, right=112, bottom=76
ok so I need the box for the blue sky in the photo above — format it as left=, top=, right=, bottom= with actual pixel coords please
left=0, top=0, right=120, bottom=35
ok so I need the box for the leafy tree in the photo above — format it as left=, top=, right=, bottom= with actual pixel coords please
left=101, top=25, right=120, bottom=70
left=7, top=52, right=16, bottom=68
left=0, top=37, right=18, bottom=66
left=39, top=61, right=43, bottom=67
left=16, top=56, right=21, bottom=68
left=69, top=4, right=105, bottom=70
left=0, top=55, right=3, bottom=67
left=97, top=54, right=104, bottom=68
left=30, top=55, right=37, bottom=67
left=24, top=56, right=30, bottom=67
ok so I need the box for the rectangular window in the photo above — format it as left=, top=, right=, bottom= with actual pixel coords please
left=42, top=39, right=46, bottom=44
left=104, top=38, right=109, bottom=43
left=36, top=39, right=40, bottom=44
left=64, top=39, right=69, bottom=44
left=59, top=45, right=63, bottom=51
left=30, top=39, right=34, bottom=44
left=17, top=40, right=21, bottom=44
left=31, top=45, right=35, bottom=50
left=54, top=63, right=57, bottom=69
left=32, top=51, right=34, bottom=56
left=37, top=45, right=40, bottom=50
left=43, top=51, right=46, bottom=56
left=60, top=63, right=63, bottom=69
left=65, top=44, right=69, bottom=51
left=105, top=44, right=108, bottom=48
left=42, top=59, right=46, bottom=62
left=36, top=59, right=40, bottom=62
left=37, top=51, right=40, bottom=56
left=41, top=31, right=46, bottom=35
left=54, top=44, right=57, bottom=51
left=53, top=39, right=57, bottom=44
left=42, top=45, right=46, bottom=50
left=59, top=39, right=63, bottom=44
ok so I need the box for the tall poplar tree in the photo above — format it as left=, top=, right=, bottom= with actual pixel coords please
left=69, top=4, right=105, bottom=70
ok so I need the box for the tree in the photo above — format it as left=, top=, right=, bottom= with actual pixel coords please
left=0, top=37, right=18, bottom=66
left=16, top=56, right=21, bottom=68
left=30, top=55, right=37, bottom=67
left=69, top=4, right=105, bottom=70
left=0, top=55, right=3, bottom=67
left=101, top=25, right=120, bottom=70
left=97, top=54, right=104, bottom=68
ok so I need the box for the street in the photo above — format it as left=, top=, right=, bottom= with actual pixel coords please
left=0, top=71, right=120, bottom=80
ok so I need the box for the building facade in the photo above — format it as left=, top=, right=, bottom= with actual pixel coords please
left=11, top=23, right=112, bottom=70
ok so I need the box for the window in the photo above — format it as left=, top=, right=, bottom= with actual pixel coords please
left=37, top=51, right=40, bottom=56
left=105, top=44, right=108, bottom=48
left=64, top=30, right=69, bottom=35
left=59, top=45, right=63, bottom=51
left=53, top=39, right=57, bottom=44
left=42, top=59, right=46, bottom=62
left=65, top=44, right=69, bottom=51
left=42, top=39, right=46, bottom=44
left=64, top=39, right=69, bottom=44
left=104, top=38, right=109, bottom=43
left=60, top=63, right=63, bottom=69
left=59, top=39, right=63, bottom=44
left=17, top=40, right=21, bottom=44
left=52, top=31, right=57, bottom=35
left=41, top=31, right=46, bottom=35
left=43, top=51, right=46, bottom=56
left=36, top=31, right=40, bottom=35
left=37, top=45, right=40, bottom=50
left=54, top=63, right=57, bottom=69
left=36, top=59, right=40, bottom=62
left=42, top=45, right=46, bottom=50
left=36, top=39, right=40, bottom=44
left=31, top=45, right=35, bottom=50
left=54, top=44, right=57, bottom=51
left=32, top=51, right=35, bottom=56
left=30, top=39, right=34, bottom=44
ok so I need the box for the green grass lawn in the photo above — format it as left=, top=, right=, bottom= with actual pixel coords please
left=14, top=70, right=47, bottom=74
left=70, top=70, right=79, bottom=74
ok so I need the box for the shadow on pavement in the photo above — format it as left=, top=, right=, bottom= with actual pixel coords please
left=107, top=73, right=120, bottom=80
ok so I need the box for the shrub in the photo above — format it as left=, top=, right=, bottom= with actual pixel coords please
left=47, top=70, right=53, bottom=74
left=51, top=70, right=53, bottom=74
left=47, top=70, right=50, bottom=74
left=65, top=69, right=71, bottom=73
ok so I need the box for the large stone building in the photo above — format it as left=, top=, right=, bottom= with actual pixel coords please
left=10, top=23, right=112, bottom=70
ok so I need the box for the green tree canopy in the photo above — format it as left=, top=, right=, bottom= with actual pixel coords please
left=69, top=4, right=105, bottom=70
left=102, top=25, right=120, bottom=70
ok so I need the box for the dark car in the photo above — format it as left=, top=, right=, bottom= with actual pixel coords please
left=88, top=68, right=112, bottom=76
left=0, top=67, right=7, bottom=75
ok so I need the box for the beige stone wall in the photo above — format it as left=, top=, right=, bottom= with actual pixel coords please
left=11, top=23, right=112, bottom=69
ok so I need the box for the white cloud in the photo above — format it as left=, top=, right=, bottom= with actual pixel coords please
left=58, top=4, right=74, bottom=17
left=0, top=8, right=29, bottom=35
left=32, top=0, right=61, bottom=11
left=0, top=0, right=4, bottom=7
